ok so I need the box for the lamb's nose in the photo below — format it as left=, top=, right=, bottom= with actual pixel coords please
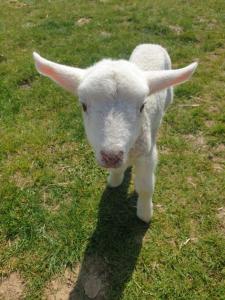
left=100, top=150, right=124, bottom=167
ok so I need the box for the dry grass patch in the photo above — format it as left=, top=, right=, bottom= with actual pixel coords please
left=212, top=163, right=223, bottom=173
left=189, top=219, right=199, bottom=243
left=7, top=0, right=28, bottom=8
left=187, top=176, right=197, bottom=189
left=207, top=105, right=221, bottom=114
left=214, top=143, right=225, bottom=154
left=205, top=120, right=215, bottom=128
left=76, top=18, right=91, bottom=27
left=10, top=171, right=34, bottom=189
left=155, top=203, right=166, bottom=213
left=168, top=25, right=183, bottom=35
left=217, top=207, right=225, bottom=234
left=210, top=148, right=224, bottom=173
left=100, top=31, right=112, bottom=38
left=41, top=189, right=72, bottom=213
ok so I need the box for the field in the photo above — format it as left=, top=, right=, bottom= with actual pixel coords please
left=0, top=0, right=224, bottom=299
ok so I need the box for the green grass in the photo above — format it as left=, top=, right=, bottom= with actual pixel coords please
left=0, top=0, right=225, bottom=299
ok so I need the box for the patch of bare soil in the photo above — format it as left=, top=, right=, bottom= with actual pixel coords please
left=44, top=265, right=80, bottom=300
left=69, top=255, right=108, bottom=300
left=0, top=272, right=25, bottom=300
left=44, top=256, right=108, bottom=300
left=185, top=133, right=207, bottom=150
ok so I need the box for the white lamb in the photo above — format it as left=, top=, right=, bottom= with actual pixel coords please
left=33, top=44, right=197, bottom=223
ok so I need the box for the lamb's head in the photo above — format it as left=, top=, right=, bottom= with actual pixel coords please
left=33, top=52, right=197, bottom=168
left=77, top=60, right=150, bottom=168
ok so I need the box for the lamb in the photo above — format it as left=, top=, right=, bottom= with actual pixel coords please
left=33, top=44, right=197, bottom=223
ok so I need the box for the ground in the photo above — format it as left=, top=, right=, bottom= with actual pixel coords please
left=0, top=0, right=225, bottom=299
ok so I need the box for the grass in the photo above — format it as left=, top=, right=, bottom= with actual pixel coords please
left=0, top=0, right=225, bottom=299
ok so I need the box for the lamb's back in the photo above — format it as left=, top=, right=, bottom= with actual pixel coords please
left=129, top=44, right=173, bottom=150
left=129, top=44, right=171, bottom=71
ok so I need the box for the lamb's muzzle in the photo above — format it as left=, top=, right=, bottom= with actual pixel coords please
left=100, top=150, right=124, bottom=169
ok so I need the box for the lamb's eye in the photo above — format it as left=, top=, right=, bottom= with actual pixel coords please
left=82, top=103, right=87, bottom=112
left=140, top=103, right=145, bottom=113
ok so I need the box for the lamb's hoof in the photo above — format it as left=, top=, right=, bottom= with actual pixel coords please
left=107, top=173, right=124, bottom=188
left=137, top=199, right=153, bottom=223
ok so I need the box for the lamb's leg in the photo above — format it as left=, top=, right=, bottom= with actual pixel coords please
left=134, top=145, right=157, bottom=223
left=107, top=165, right=127, bottom=188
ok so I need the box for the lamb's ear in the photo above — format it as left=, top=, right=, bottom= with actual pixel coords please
left=33, top=52, right=86, bottom=94
left=145, top=62, right=198, bottom=95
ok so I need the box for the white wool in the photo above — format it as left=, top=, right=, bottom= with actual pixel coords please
left=33, top=44, right=197, bottom=223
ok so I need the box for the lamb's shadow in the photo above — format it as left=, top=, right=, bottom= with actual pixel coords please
left=69, top=168, right=149, bottom=300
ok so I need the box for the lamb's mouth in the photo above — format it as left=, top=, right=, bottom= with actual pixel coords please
left=100, top=162, right=123, bottom=169
left=97, top=159, right=123, bottom=169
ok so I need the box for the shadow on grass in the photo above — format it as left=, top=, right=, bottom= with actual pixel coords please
left=69, top=168, right=149, bottom=300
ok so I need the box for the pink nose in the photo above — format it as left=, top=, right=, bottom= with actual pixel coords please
left=100, top=150, right=124, bottom=167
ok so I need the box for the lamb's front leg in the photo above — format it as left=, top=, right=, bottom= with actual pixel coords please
left=134, top=145, right=157, bottom=223
left=107, top=165, right=127, bottom=187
